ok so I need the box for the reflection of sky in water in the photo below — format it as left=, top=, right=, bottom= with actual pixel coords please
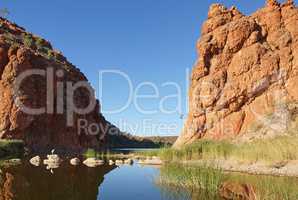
left=99, top=164, right=190, bottom=200
left=3, top=155, right=298, bottom=200
left=1, top=159, right=191, bottom=200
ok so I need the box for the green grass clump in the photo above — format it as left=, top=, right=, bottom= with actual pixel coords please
left=140, top=140, right=235, bottom=162
left=83, top=148, right=106, bottom=158
left=83, top=148, right=97, bottom=158
left=158, top=164, right=298, bottom=200
left=140, top=136, right=298, bottom=163
left=231, top=136, right=298, bottom=162
left=0, top=139, right=24, bottom=159
left=158, top=164, right=224, bottom=197
left=227, top=173, right=298, bottom=200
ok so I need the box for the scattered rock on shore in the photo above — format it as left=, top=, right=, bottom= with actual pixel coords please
left=115, top=160, right=124, bottom=166
left=70, top=158, right=80, bottom=166
left=43, top=154, right=62, bottom=165
left=83, top=158, right=104, bottom=167
left=30, top=156, right=41, bottom=166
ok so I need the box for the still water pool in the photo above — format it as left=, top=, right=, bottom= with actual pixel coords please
left=0, top=160, right=191, bottom=200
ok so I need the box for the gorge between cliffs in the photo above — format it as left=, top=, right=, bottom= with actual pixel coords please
left=1, top=0, right=298, bottom=200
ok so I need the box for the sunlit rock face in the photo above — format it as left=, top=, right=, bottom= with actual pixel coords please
left=0, top=17, right=110, bottom=152
left=175, top=0, right=298, bottom=147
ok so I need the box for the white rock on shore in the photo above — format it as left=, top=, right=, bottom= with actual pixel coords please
left=115, top=160, right=124, bottom=166
left=30, top=156, right=41, bottom=166
left=43, top=154, right=61, bottom=165
left=83, top=158, right=104, bottom=167
left=70, top=158, right=80, bottom=166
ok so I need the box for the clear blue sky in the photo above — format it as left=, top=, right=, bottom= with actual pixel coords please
left=2, top=0, right=295, bottom=136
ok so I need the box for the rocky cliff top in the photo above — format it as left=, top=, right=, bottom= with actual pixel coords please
left=0, top=17, right=87, bottom=80
left=175, top=0, right=298, bottom=147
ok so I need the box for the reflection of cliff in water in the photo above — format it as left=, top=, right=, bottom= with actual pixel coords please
left=0, top=162, right=116, bottom=200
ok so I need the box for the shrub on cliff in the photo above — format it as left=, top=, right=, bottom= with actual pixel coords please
left=2, top=32, right=17, bottom=44
left=46, top=50, right=56, bottom=60
left=35, top=37, right=44, bottom=49
left=22, top=33, right=34, bottom=48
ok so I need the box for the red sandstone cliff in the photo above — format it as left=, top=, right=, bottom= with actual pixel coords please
left=0, top=18, right=109, bottom=152
left=175, top=0, right=298, bottom=147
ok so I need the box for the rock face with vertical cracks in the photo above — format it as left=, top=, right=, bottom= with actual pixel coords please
left=175, top=0, right=298, bottom=147
left=0, top=17, right=110, bottom=152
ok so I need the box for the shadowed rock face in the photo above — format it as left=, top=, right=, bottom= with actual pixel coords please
left=175, top=0, right=298, bottom=147
left=0, top=18, right=109, bottom=152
